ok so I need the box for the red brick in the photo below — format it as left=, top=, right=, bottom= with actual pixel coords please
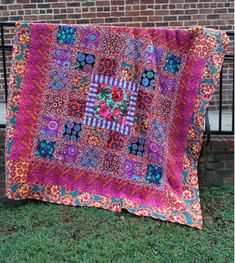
left=163, top=15, right=177, bottom=21
left=126, top=11, right=140, bottom=16
left=97, top=13, right=110, bottom=18
left=111, top=11, right=125, bottom=17
left=51, top=3, right=66, bottom=8
left=169, top=21, right=184, bottom=27
left=81, top=12, right=96, bottom=18
left=105, top=17, right=118, bottom=23
left=133, top=16, right=148, bottom=22
left=149, top=16, right=163, bottom=22
left=126, top=0, right=139, bottom=4
left=211, top=139, right=226, bottom=152
left=96, top=1, right=110, bottom=6
left=140, top=10, right=154, bottom=16
left=154, top=10, right=170, bottom=15
left=185, top=9, right=198, bottom=14
left=111, top=1, right=125, bottom=5
left=120, top=17, right=133, bottom=22
left=90, top=18, right=105, bottom=24
left=170, top=10, right=184, bottom=15
left=178, top=15, right=192, bottom=21
left=226, top=140, right=234, bottom=153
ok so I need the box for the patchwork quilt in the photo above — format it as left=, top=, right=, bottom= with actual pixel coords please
left=5, top=22, right=229, bottom=228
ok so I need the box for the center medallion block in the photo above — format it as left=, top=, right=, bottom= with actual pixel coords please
left=83, top=74, right=139, bottom=135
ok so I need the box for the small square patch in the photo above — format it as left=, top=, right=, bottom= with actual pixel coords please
left=84, top=126, right=105, bottom=147
left=140, top=68, right=158, bottom=89
left=53, top=48, right=72, bottom=70
left=107, top=131, right=125, bottom=150
left=103, top=152, right=121, bottom=173
left=156, top=97, right=173, bottom=123
left=35, top=139, right=56, bottom=159
left=83, top=74, right=139, bottom=135
left=79, top=27, right=100, bottom=50
left=100, top=31, right=125, bottom=56
left=133, top=112, right=150, bottom=135
left=159, top=74, right=177, bottom=94
left=49, top=69, right=69, bottom=90
left=44, top=91, right=67, bottom=116
left=120, top=61, right=137, bottom=82
left=163, top=53, right=182, bottom=74
left=68, top=98, right=86, bottom=119
left=128, top=137, right=146, bottom=157
left=146, top=164, right=163, bottom=185
left=41, top=116, right=60, bottom=137
left=75, top=52, right=95, bottom=73
left=63, top=121, right=82, bottom=141
left=148, top=141, right=163, bottom=163
left=124, top=159, right=146, bottom=181
left=136, top=87, right=153, bottom=112
left=57, top=143, right=78, bottom=163
left=80, top=148, right=100, bottom=169
left=96, top=57, right=118, bottom=77
left=57, top=25, right=77, bottom=46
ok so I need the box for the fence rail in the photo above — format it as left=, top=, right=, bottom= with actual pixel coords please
left=0, top=22, right=234, bottom=136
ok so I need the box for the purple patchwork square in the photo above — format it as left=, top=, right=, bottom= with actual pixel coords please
left=40, top=116, right=60, bottom=137
left=57, top=143, right=78, bottom=163
left=123, top=159, right=146, bottom=182
left=148, top=141, right=164, bottom=163
left=53, top=48, right=72, bottom=70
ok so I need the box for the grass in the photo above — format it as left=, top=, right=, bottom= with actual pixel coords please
left=0, top=185, right=234, bottom=263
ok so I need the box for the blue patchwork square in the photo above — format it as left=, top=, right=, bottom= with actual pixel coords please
left=75, top=52, right=95, bottom=73
left=140, top=68, right=157, bottom=89
left=63, top=121, right=82, bottom=141
left=49, top=70, right=69, bottom=90
left=163, top=53, right=182, bottom=74
left=57, top=25, right=77, bottom=46
left=35, top=139, right=56, bottom=159
left=128, top=137, right=146, bottom=157
left=146, top=164, right=163, bottom=185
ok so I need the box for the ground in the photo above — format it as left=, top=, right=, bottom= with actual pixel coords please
left=0, top=185, right=234, bottom=263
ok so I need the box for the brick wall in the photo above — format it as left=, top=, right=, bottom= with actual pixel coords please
left=0, top=129, right=233, bottom=200
left=0, top=0, right=234, bottom=109
left=198, top=136, right=234, bottom=185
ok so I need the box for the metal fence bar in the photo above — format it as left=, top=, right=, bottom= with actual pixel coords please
left=0, top=22, right=234, bottom=135
left=218, top=68, right=223, bottom=132
left=1, top=25, right=8, bottom=105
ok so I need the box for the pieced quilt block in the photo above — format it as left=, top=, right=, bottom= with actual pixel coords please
left=57, top=25, right=77, bottom=46
left=75, top=52, right=95, bottom=73
left=140, top=68, right=158, bottom=89
left=53, top=48, right=72, bottom=70
left=163, top=53, right=182, bottom=74
left=83, top=74, right=139, bottom=135
left=35, top=139, right=56, bottom=159
left=40, top=116, right=60, bottom=137
left=62, top=121, right=82, bottom=141
left=57, top=143, right=78, bottom=163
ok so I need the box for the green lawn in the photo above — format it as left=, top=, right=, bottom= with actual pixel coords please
left=0, top=186, right=234, bottom=263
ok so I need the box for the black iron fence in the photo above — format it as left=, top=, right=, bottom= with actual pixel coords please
left=0, top=22, right=234, bottom=135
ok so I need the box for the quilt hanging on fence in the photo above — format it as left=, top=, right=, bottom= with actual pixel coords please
left=5, top=22, right=229, bottom=228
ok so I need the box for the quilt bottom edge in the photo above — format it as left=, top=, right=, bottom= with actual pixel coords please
left=4, top=181, right=203, bottom=230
